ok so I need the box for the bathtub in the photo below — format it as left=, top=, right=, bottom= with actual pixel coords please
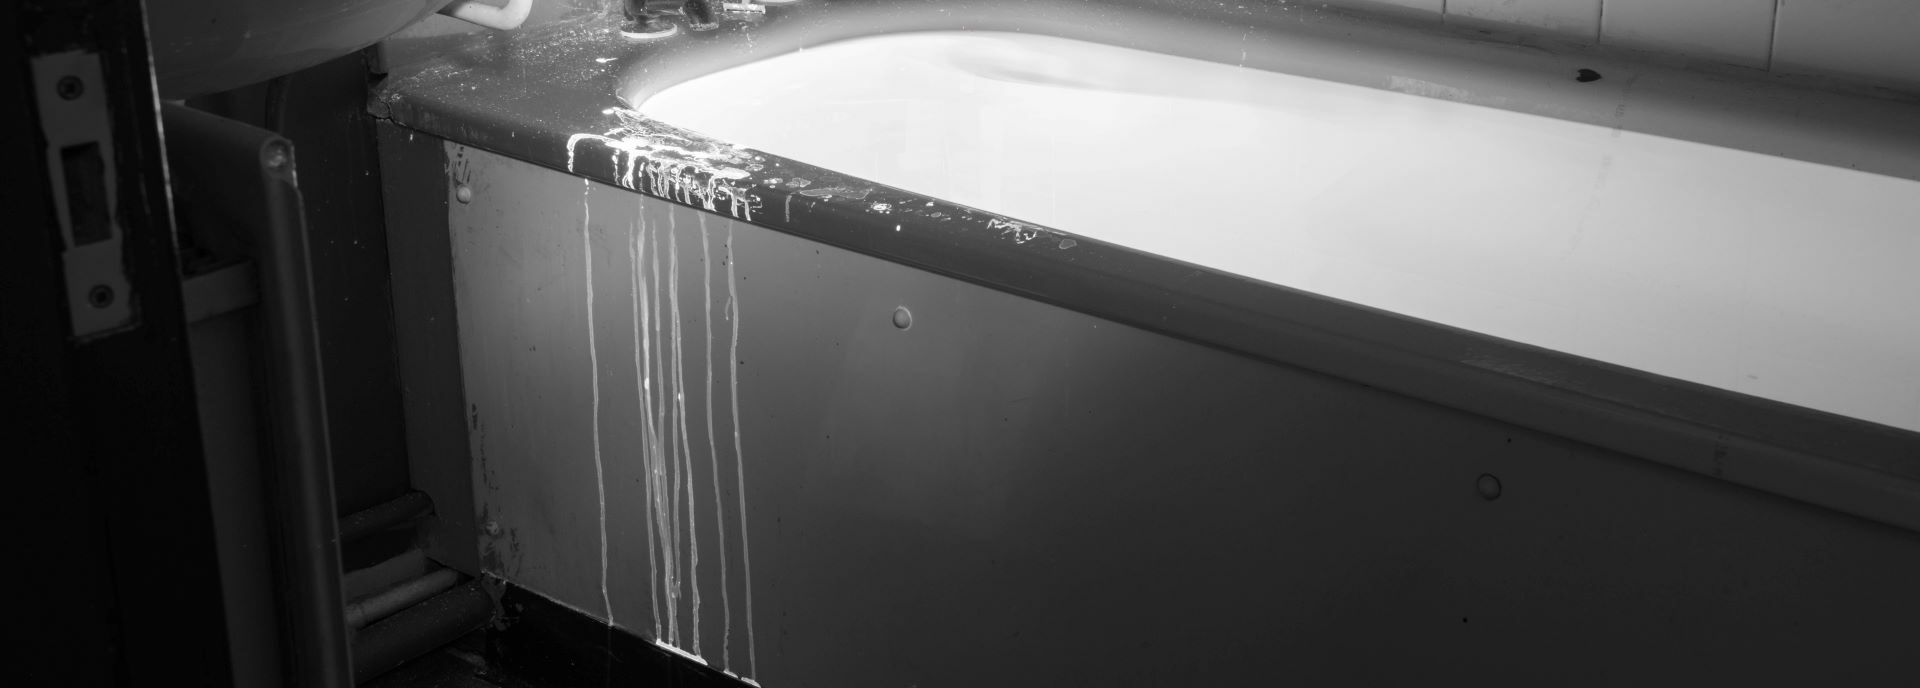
left=374, top=1, right=1920, bottom=685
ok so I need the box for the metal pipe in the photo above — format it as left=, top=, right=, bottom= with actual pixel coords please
left=254, top=122, right=355, bottom=688
left=438, top=0, right=533, bottom=31
left=344, top=549, right=431, bottom=601
left=338, top=491, right=432, bottom=544
left=352, top=581, right=495, bottom=683
left=161, top=103, right=354, bottom=688
left=346, top=568, right=462, bottom=629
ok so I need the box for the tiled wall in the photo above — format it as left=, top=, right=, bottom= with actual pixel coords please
left=1601, top=0, right=1775, bottom=69
left=1771, top=0, right=1920, bottom=91
left=1448, top=0, right=1602, bottom=41
left=1318, top=0, right=1920, bottom=92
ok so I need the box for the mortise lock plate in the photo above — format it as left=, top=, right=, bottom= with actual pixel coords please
left=34, top=50, right=136, bottom=340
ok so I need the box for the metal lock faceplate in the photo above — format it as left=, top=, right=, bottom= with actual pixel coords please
left=34, top=50, right=136, bottom=339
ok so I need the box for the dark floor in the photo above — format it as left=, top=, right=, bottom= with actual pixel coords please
left=364, top=631, right=529, bottom=688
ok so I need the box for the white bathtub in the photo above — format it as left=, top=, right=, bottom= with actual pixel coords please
left=375, top=7, right=1920, bottom=685
left=639, top=30, right=1920, bottom=433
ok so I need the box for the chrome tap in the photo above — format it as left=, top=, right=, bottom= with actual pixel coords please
left=680, top=0, right=720, bottom=31
left=622, top=0, right=769, bottom=35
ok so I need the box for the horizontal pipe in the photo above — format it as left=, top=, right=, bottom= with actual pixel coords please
left=351, top=580, right=494, bottom=683
left=343, top=549, right=430, bottom=601
left=337, top=491, right=432, bottom=544
left=345, top=567, right=461, bottom=629
left=438, top=0, right=533, bottom=31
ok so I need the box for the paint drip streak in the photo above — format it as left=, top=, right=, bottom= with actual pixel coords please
left=663, top=215, right=684, bottom=649
left=651, top=225, right=678, bottom=647
left=701, top=213, right=733, bottom=668
left=573, top=113, right=762, bottom=679
left=726, top=223, right=757, bottom=677
left=582, top=179, right=614, bottom=626
left=669, top=223, right=702, bottom=655
left=632, top=210, right=662, bottom=640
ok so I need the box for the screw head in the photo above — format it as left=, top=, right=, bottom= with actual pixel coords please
left=262, top=141, right=291, bottom=171
left=87, top=284, right=114, bottom=308
left=483, top=520, right=502, bottom=536
left=1476, top=473, right=1502, bottom=501
left=456, top=184, right=473, bottom=204
left=56, top=76, right=84, bottom=100
left=891, top=306, right=912, bottom=330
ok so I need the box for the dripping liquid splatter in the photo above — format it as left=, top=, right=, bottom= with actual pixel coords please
left=598, top=196, right=758, bottom=682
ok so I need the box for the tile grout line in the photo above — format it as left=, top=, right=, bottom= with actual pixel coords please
left=1766, top=0, right=1784, bottom=73
left=1594, top=0, right=1604, bottom=46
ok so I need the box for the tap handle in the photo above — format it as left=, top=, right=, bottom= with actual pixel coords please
left=682, top=0, right=719, bottom=30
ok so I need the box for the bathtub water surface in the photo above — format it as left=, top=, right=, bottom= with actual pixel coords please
left=638, top=31, right=1920, bottom=432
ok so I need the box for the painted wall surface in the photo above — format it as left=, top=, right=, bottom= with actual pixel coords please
left=1600, top=0, right=1776, bottom=69
left=1772, top=0, right=1920, bottom=91
left=1447, top=0, right=1603, bottom=40
left=380, top=0, right=1920, bottom=94
left=439, top=143, right=1920, bottom=687
left=1311, top=0, right=1920, bottom=89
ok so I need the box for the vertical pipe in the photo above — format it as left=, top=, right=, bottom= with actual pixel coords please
left=255, top=132, right=357, bottom=688
left=162, top=103, right=354, bottom=687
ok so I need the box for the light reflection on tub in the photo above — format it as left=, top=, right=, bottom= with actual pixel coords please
left=637, top=31, right=1920, bottom=431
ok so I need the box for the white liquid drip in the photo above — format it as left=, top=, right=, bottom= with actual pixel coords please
left=566, top=130, right=758, bottom=223
left=700, top=213, right=734, bottom=668
left=582, top=178, right=614, bottom=626
left=650, top=223, right=679, bottom=647
left=585, top=197, right=755, bottom=678
left=632, top=210, right=663, bottom=640
left=726, top=222, right=757, bottom=678
left=669, top=223, right=702, bottom=655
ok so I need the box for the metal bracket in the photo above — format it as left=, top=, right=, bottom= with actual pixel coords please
left=33, top=50, right=136, bottom=340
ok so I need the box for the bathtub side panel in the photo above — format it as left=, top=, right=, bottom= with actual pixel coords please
left=445, top=145, right=1920, bottom=687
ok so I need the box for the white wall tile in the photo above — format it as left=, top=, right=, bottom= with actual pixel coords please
left=1447, top=0, right=1603, bottom=41
left=1772, top=0, right=1920, bottom=90
left=1601, top=0, right=1775, bottom=69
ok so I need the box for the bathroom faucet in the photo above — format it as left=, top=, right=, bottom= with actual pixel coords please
left=623, top=0, right=767, bottom=34
left=681, top=0, right=720, bottom=30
